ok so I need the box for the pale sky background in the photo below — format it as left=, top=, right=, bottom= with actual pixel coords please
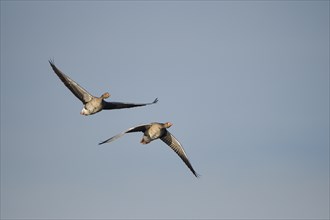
left=1, top=1, right=329, bottom=219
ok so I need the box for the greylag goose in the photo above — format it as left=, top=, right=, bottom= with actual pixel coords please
left=99, top=122, right=199, bottom=177
left=49, top=60, right=158, bottom=116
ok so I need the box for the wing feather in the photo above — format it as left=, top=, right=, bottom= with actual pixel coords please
left=49, top=60, right=93, bottom=104
left=160, top=131, right=199, bottom=177
left=102, top=98, right=158, bottom=110
left=99, top=124, right=150, bottom=145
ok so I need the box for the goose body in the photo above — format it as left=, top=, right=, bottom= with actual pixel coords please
left=99, top=122, right=199, bottom=177
left=49, top=60, right=158, bottom=115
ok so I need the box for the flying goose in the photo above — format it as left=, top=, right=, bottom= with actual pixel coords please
left=49, top=60, right=158, bottom=116
left=99, top=122, right=199, bottom=177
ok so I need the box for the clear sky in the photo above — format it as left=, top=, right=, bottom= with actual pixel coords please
left=1, top=1, right=329, bottom=219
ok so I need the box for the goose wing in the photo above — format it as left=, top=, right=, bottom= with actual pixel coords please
left=103, top=98, right=158, bottom=110
left=49, top=60, right=93, bottom=104
left=99, top=124, right=150, bottom=145
left=160, top=131, right=199, bottom=177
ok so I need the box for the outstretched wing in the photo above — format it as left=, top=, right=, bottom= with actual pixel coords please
left=99, top=124, right=150, bottom=145
left=49, top=60, right=93, bottom=104
left=102, top=98, right=158, bottom=110
left=160, top=131, right=199, bottom=178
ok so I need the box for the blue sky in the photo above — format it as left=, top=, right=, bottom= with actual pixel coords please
left=1, top=1, right=329, bottom=219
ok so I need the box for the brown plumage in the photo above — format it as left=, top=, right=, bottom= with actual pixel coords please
left=99, top=122, right=199, bottom=177
left=49, top=60, right=158, bottom=116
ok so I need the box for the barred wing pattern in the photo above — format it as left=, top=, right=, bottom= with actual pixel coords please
left=160, top=131, right=199, bottom=177
left=49, top=60, right=93, bottom=104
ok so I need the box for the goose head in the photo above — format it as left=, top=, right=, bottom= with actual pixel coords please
left=164, top=122, right=173, bottom=128
left=101, top=92, right=110, bottom=99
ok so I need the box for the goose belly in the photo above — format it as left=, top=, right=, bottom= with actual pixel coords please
left=83, top=101, right=102, bottom=115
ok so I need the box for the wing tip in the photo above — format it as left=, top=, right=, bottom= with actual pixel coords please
left=48, top=59, right=54, bottom=67
left=194, top=172, right=201, bottom=178
left=48, top=58, right=55, bottom=65
left=98, top=139, right=109, bottom=145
